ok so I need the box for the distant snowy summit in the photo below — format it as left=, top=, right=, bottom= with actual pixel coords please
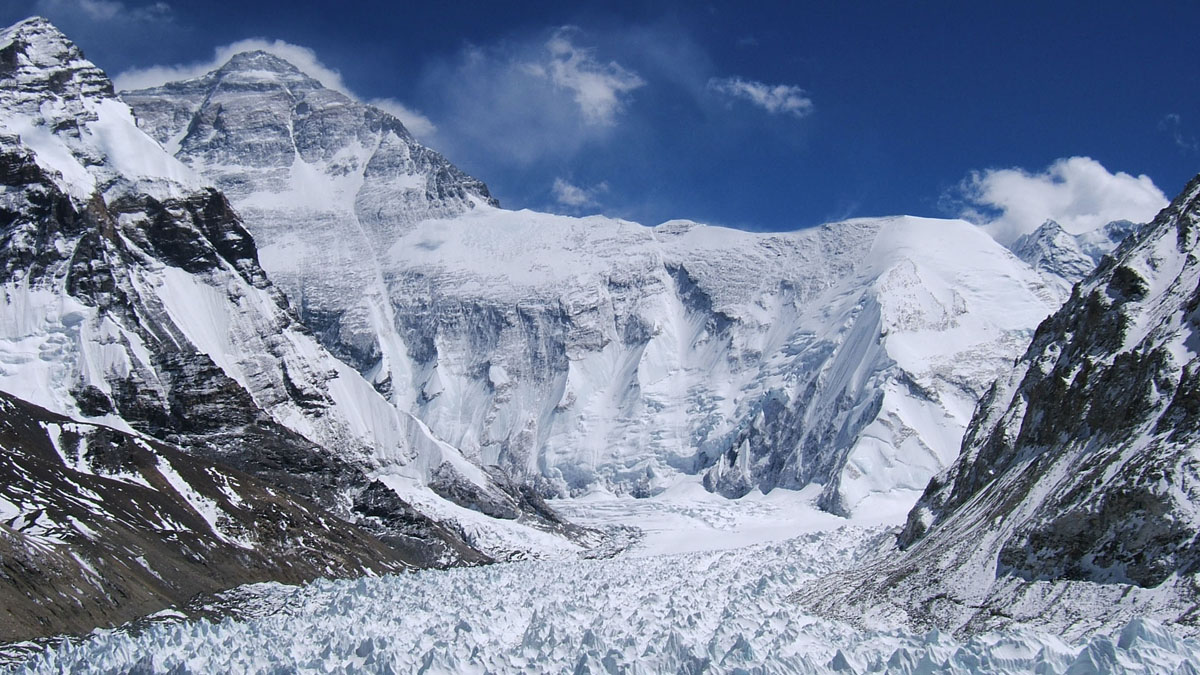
left=1011, top=218, right=1138, bottom=291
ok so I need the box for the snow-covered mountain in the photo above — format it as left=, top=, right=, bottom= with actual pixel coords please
left=6, top=12, right=1196, bottom=662
left=124, top=58, right=1105, bottom=517
left=0, top=18, right=606, bottom=632
left=799, top=175, right=1200, bottom=638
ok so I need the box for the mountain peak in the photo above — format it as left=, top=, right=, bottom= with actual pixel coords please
left=2, top=15, right=65, bottom=42
left=205, top=49, right=323, bottom=91
left=1, top=16, right=83, bottom=67
left=1010, top=219, right=1092, bottom=283
left=1011, top=217, right=1140, bottom=289
left=0, top=16, right=112, bottom=104
left=220, top=50, right=305, bottom=75
left=1031, top=218, right=1066, bottom=236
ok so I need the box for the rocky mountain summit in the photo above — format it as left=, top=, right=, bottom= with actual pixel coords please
left=122, top=52, right=496, bottom=381
left=798, top=174, right=1200, bottom=638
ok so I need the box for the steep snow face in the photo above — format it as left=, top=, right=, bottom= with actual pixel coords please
left=800, top=175, right=1200, bottom=637
left=0, top=18, right=563, bottom=564
left=124, top=55, right=1076, bottom=515
left=15, top=520, right=1200, bottom=673
left=384, top=209, right=1065, bottom=516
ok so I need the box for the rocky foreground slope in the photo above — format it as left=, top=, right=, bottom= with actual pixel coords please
left=798, top=174, right=1200, bottom=639
left=0, top=390, right=409, bottom=643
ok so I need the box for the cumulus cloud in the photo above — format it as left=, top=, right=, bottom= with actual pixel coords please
left=112, top=38, right=436, bottom=139
left=552, top=178, right=607, bottom=209
left=525, top=30, right=645, bottom=126
left=708, top=77, right=813, bottom=118
left=956, top=156, right=1168, bottom=244
left=34, top=0, right=171, bottom=23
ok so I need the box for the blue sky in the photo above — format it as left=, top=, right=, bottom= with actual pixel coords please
left=4, top=1, right=1198, bottom=238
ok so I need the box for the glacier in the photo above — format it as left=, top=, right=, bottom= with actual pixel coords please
left=10, top=496, right=1200, bottom=674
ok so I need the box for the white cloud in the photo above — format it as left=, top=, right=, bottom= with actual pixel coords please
left=112, top=38, right=435, bottom=140
left=708, top=77, right=813, bottom=118
left=525, top=29, right=645, bottom=126
left=552, top=177, right=607, bottom=209
left=34, top=0, right=171, bottom=23
left=368, top=98, right=436, bottom=139
left=957, top=156, right=1168, bottom=244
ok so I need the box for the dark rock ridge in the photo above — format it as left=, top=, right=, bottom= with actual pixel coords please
left=796, top=174, right=1200, bottom=639
left=0, top=389, right=410, bottom=643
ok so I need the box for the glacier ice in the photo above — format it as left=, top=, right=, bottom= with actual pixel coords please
left=12, top=516, right=1200, bottom=674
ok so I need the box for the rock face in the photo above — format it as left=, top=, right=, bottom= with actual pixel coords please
left=798, top=175, right=1200, bottom=639
left=0, top=389, right=410, bottom=643
left=122, top=55, right=1106, bottom=515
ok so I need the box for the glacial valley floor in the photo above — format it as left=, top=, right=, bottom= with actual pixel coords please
left=9, top=484, right=1200, bottom=674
